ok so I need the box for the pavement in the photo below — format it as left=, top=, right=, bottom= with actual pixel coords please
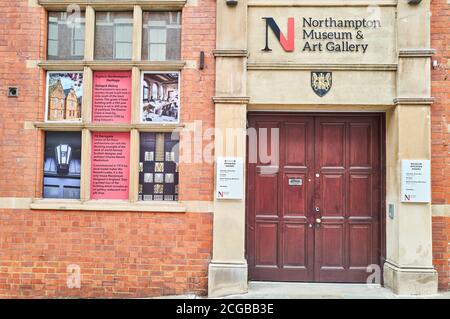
left=154, top=282, right=450, bottom=299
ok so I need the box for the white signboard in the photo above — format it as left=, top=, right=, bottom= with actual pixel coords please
left=216, top=157, right=244, bottom=199
left=401, top=160, right=431, bottom=203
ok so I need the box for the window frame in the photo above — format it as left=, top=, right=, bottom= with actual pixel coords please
left=36, top=4, right=186, bottom=211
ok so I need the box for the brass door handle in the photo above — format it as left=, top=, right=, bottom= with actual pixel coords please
left=315, top=218, right=322, bottom=224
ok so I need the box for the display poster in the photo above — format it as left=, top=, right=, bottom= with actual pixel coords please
left=46, top=72, right=83, bottom=122
left=93, top=71, right=132, bottom=123
left=43, top=132, right=81, bottom=199
left=141, top=72, right=180, bottom=123
left=216, top=157, right=244, bottom=200
left=91, top=132, right=130, bottom=200
left=401, top=160, right=431, bottom=203
left=138, top=132, right=179, bottom=201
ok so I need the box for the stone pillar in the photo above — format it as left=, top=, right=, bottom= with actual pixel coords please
left=208, top=0, right=249, bottom=297
left=384, top=0, right=438, bottom=295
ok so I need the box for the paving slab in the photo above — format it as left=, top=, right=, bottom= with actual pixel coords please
left=222, top=282, right=450, bottom=299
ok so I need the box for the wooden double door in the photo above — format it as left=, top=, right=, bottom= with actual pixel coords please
left=247, top=114, right=383, bottom=282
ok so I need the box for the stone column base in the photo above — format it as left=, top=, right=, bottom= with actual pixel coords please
left=383, top=261, right=438, bottom=295
left=208, top=261, right=248, bottom=298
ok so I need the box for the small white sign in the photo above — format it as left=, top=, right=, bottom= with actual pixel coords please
left=216, top=157, right=244, bottom=199
left=401, top=160, right=431, bottom=203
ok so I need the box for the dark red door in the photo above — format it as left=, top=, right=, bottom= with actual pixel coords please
left=247, top=114, right=382, bottom=282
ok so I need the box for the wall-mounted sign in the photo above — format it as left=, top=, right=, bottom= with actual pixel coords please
left=216, top=157, right=244, bottom=200
left=262, top=16, right=378, bottom=54
left=248, top=7, right=396, bottom=65
left=401, top=160, right=431, bottom=203
left=93, top=71, right=131, bottom=123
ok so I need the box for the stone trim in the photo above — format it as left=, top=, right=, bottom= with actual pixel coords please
left=432, top=204, right=450, bottom=217
left=398, top=49, right=436, bottom=58
left=0, top=197, right=213, bottom=213
left=213, top=50, right=248, bottom=57
left=30, top=199, right=187, bottom=212
left=247, top=63, right=398, bottom=71
left=0, top=197, right=32, bottom=209
left=38, top=60, right=186, bottom=71
left=34, top=122, right=185, bottom=131
left=247, top=0, right=397, bottom=7
left=394, top=97, right=435, bottom=105
left=213, top=96, right=250, bottom=104
left=38, top=0, right=187, bottom=10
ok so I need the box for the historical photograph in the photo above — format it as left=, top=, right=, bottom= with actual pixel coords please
left=141, top=72, right=179, bottom=123
left=46, top=72, right=83, bottom=122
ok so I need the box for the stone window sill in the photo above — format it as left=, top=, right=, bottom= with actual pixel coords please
left=30, top=199, right=186, bottom=213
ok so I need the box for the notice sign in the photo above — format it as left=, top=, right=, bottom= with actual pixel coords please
left=91, top=132, right=130, bottom=200
left=93, top=71, right=131, bottom=123
left=216, top=157, right=244, bottom=200
left=401, top=160, right=431, bottom=203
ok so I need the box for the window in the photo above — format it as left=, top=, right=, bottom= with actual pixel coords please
left=142, top=12, right=181, bottom=61
left=95, top=12, right=133, bottom=60
left=47, top=12, right=85, bottom=60
left=39, top=7, right=184, bottom=207
left=72, top=23, right=85, bottom=56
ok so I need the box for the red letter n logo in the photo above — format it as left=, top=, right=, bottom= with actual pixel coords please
left=262, top=17, right=295, bottom=52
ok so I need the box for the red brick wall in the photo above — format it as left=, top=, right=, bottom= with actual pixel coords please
left=432, top=216, right=450, bottom=291
left=0, top=1, right=45, bottom=199
left=431, top=0, right=450, bottom=291
left=0, top=0, right=215, bottom=298
left=0, top=210, right=212, bottom=298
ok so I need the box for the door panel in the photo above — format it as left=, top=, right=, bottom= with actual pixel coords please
left=321, top=174, right=345, bottom=216
left=255, top=222, right=278, bottom=267
left=283, top=223, right=307, bottom=267
left=247, top=114, right=382, bottom=283
left=248, top=116, right=314, bottom=281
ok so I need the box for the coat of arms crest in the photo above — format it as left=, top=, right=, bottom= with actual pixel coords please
left=311, top=72, right=332, bottom=97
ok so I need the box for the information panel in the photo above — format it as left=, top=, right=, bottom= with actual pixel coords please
left=91, top=132, right=130, bottom=200
left=216, top=157, right=244, bottom=200
left=401, top=160, right=431, bottom=203
left=93, top=71, right=132, bottom=123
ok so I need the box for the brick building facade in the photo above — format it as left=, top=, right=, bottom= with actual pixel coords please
left=0, top=0, right=215, bottom=298
left=0, top=0, right=448, bottom=298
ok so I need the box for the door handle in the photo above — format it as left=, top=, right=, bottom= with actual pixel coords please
left=315, top=218, right=322, bottom=228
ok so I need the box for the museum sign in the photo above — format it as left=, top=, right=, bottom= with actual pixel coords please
left=262, top=16, right=382, bottom=54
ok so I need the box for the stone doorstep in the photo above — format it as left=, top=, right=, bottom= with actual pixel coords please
left=147, top=282, right=450, bottom=299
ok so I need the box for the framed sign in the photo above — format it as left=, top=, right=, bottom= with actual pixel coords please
left=92, top=71, right=132, bottom=123
left=401, top=159, right=431, bottom=203
left=91, top=132, right=130, bottom=200
left=216, top=157, right=244, bottom=200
